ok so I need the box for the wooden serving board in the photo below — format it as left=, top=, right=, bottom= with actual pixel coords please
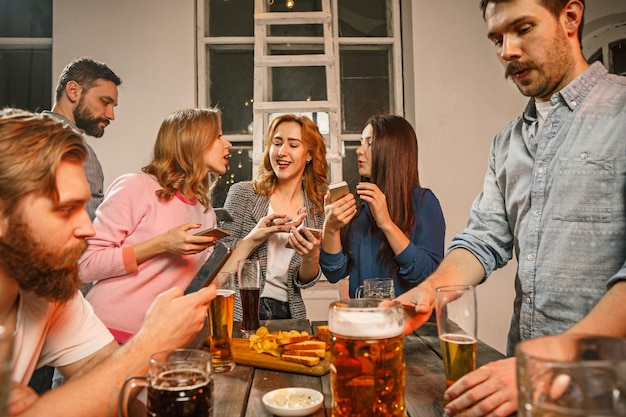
left=231, top=338, right=330, bottom=376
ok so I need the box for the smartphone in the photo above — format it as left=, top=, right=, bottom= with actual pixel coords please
left=194, top=226, right=231, bottom=239
left=184, top=243, right=232, bottom=294
left=329, top=181, right=350, bottom=202
left=214, top=207, right=234, bottom=222
left=285, top=227, right=322, bottom=249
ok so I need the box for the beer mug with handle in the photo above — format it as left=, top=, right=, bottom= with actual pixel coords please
left=118, top=349, right=213, bottom=417
left=329, top=299, right=406, bottom=416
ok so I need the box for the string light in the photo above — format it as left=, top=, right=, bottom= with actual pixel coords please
left=286, top=0, right=295, bottom=8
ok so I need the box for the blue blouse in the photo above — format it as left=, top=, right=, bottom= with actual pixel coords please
left=320, top=188, right=445, bottom=297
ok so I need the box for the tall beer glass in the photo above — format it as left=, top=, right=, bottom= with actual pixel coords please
left=435, top=285, right=477, bottom=388
left=0, top=327, right=13, bottom=417
left=237, top=259, right=261, bottom=336
left=328, top=299, right=406, bottom=417
left=208, top=271, right=236, bottom=373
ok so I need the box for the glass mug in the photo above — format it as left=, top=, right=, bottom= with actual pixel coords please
left=207, top=271, right=236, bottom=373
left=355, top=277, right=395, bottom=299
left=119, top=349, right=213, bottom=417
left=516, top=334, right=626, bottom=417
left=237, top=259, right=261, bottom=336
left=328, top=299, right=406, bottom=417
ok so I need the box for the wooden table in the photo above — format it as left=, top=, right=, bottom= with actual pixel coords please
left=212, top=319, right=506, bottom=416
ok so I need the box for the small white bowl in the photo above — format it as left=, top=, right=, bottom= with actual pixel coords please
left=262, top=387, right=324, bottom=416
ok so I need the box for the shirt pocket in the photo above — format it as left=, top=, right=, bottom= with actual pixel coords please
left=552, top=153, right=614, bottom=223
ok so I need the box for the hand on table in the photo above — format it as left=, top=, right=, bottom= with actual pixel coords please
left=443, top=357, right=517, bottom=417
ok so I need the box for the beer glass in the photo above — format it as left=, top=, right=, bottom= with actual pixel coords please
left=355, top=277, right=395, bottom=298
left=237, top=259, right=261, bottom=336
left=207, top=271, right=236, bottom=373
left=516, top=334, right=626, bottom=416
left=435, top=285, right=477, bottom=388
left=119, top=349, right=213, bottom=417
left=328, top=299, right=406, bottom=417
left=0, top=327, right=13, bottom=417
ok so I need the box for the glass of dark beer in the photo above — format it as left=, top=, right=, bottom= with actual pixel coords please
left=328, top=299, right=406, bottom=417
left=435, top=285, right=477, bottom=389
left=237, top=259, right=261, bottom=337
left=0, top=326, right=13, bottom=417
left=118, top=349, right=213, bottom=417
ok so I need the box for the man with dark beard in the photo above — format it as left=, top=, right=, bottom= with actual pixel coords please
left=1, top=109, right=216, bottom=416
left=43, top=57, right=122, bottom=220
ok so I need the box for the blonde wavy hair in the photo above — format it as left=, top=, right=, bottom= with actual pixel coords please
left=142, top=108, right=222, bottom=211
left=253, top=114, right=328, bottom=216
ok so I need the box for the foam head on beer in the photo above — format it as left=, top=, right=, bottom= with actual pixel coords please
left=328, top=301, right=404, bottom=338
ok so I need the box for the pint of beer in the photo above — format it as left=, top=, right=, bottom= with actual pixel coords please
left=328, top=299, right=406, bottom=417
left=435, top=285, right=477, bottom=388
left=208, top=272, right=236, bottom=373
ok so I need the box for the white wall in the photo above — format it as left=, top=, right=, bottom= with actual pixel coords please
left=52, top=0, right=626, bottom=354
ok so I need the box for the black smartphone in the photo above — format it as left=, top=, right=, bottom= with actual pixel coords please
left=215, top=207, right=234, bottom=222
left=184, top=242, right=232, bottom=294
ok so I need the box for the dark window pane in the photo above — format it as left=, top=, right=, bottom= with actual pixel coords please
left=342, top=140, right=361, bottom=190
left=269, top=24, right=323, bottom=37
left=268, top=0, right=321, bottom=13
left=0, top=48, right=52, bottom=111
left=212, top=143, right=253, bottom=207
left=208, top=47, right=254, bottom=135
left=609, top=39, right=626, bottom=76
left=587, top=48, right=603, bottom=67
left=0, top=0, right=52, bottom=37
left=340, top=47, right=390, bottom=133
left=207, top=0, right=253, bottom=37
left=339, top=0, right=388, bottom=37
left=272, top=66, right=326, bottom=101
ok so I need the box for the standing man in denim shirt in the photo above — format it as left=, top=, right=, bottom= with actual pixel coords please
left=44, top=57, right=122, bottom=220
left=397, top=0, right=626, bottom=415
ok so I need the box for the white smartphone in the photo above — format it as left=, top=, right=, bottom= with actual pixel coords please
left=329, top=181, right=350, bottom=202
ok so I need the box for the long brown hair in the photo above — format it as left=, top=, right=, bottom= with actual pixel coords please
left=142, top=108, right=222, bottom=211
left=342, top=114, right=421, bottom=275
left=253, top=114, right=329, bottom=216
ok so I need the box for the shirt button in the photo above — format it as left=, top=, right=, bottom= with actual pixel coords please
left=527, top=254, right=534, bottom=261
left=581, top=152, right=588, bottom=160
left=524, top=297, right=531, bottom=304
left=533, top=210, right=540, bottom=217
left=571, top=101, right=577, bottom=107
left=536, top=167, right=544, bottom=174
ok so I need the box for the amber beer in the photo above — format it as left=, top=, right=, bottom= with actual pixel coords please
left=329, top=299, right=406, bottom=417
left=439, top=333, right=477, bottom=387
left=147, top=369, right=213, bottom=417
left=208, top=288, right=235, bottom=371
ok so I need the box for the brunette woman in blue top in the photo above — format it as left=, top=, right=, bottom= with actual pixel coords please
left=319, top=114, right=445, bottom=297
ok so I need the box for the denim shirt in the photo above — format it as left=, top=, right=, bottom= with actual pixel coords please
left=448, top=62, right=626, bottom=355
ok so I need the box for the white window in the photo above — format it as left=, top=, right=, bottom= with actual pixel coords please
left=197, top=0, right=402, bottom=206
left=0, top=0, right=53, bottom=111
left=583, top=15, right=626, bottom=76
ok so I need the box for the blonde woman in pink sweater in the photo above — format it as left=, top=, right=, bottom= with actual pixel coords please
left=79, top=108, right=232, bottom=343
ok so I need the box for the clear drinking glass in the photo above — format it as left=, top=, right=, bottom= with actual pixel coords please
left=355, top=277, right=395, bottom=298
left=237, top=259, right=261, bottom=336
left=328, top=299, right=406, bottom=416
left=207, top=271, right=236, bottom=373
left=517, top=334, right=626, bottom=416
left=435, top=285, right=478, bottom=388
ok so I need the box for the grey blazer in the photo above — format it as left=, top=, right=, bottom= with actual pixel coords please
left=219, top=181, right=325, bottom=320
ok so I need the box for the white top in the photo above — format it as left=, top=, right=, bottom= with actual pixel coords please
left=11, top=290, right=113, bottom=384
left=261, top=205, right=293, bottom=302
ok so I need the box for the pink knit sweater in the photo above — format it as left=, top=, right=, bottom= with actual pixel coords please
left=79, top=173, right=215, bottom=339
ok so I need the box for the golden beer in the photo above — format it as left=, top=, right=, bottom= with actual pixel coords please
left=208, top=289, right=235, bottom=372
left=329, top=299, right=406, bottom=417
left=439, top=333, right=477, bottom=387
